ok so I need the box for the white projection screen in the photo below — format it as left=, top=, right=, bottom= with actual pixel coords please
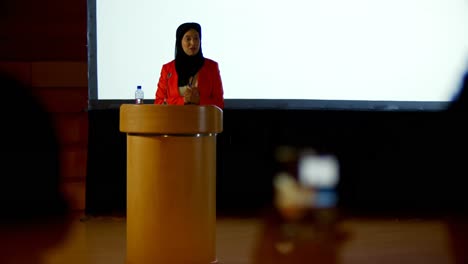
left=87, top=0, right=468, bottom=110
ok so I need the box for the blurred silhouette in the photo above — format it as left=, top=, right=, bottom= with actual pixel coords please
left=250, top=146, right=346, bottom=264
left=448, top=70, right=468, bottom=113
left=0, top=72, right=71, bottom=264
left=251, top=211, right=346, bottom=264
left=444, top=69, right=468, bottom=213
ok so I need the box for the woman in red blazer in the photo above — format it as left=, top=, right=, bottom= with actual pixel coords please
left=154, top=22, right=224, bottom=109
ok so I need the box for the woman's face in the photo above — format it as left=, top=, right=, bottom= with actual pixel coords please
left=181, top=29, right=200, bottom=56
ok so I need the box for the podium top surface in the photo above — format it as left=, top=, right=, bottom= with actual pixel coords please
left=119, top=104, right=223, bottom=134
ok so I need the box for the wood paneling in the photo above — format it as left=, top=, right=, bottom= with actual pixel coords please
left=60, top=147, right=88, bottom=180
left=0, top=62, right=32, bottom=85
left=31, top=62, right=87, bottom=87
left=0, top=59, right=90, bottom=212
left=53, top=113, right=88, bottom=146
left=33, top=86, right=88, bottom=113
left=61, top=181, right=87, bottom=214
left=0, top=39, right=87, bottom=61
left=0, top=0, right=87, bottom=61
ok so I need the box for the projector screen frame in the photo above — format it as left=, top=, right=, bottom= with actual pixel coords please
left=86, top=0, right=464, bottom=111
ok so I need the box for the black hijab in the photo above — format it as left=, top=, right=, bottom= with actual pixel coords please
left=175, top=22, right=205, bottom=86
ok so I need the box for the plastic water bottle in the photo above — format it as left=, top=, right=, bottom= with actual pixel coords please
left=135, top=85, right=144, bottom=104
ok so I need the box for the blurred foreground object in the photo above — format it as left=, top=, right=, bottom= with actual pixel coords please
left=271, top=146, right=341, bottom=261
left=0, top=72, right=71, bottom=264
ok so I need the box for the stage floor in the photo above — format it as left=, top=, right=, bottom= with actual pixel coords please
left=40, top=210, right=468, bottom=264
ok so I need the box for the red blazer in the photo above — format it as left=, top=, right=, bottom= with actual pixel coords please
left=154, top=58, right=224, bottom=109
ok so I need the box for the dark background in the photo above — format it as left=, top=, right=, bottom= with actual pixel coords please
left=83, top=0, right=468, bottom=217
left=86, top=96, right=468, bottom=216
left=3, top=0, right=465, bottom=217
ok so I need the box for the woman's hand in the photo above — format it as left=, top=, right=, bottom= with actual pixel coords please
left=184, top=86, right=200, bottom=105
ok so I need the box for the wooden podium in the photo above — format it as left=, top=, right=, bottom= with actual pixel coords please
left=119, top=104, right=223, bottom=264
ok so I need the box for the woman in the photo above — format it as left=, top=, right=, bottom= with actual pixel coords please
left=154, top=22, right=224, bottom=109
